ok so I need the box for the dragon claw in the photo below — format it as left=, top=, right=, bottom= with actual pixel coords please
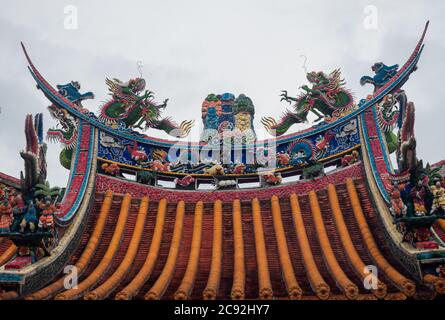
left=175, top=120, right=195, bottom=138
left=261, top=116, right=278, bottom=135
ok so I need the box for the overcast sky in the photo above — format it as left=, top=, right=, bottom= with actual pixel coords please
left=0, top=0, right=444, bottom=187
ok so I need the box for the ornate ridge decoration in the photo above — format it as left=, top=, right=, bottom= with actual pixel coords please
left=1, top=114, right=61, bottom=270
left=20, top=114, right=47, bottom=197
left=200, top=93, right=256, bottom=145
left=262, top=69, right=357, bottom=136
left=46, top=104, right=79, bottom=170
left=98, top=77, right=194, bottom=138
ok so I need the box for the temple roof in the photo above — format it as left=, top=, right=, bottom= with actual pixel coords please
left=2, top=168, right=440, bottom=300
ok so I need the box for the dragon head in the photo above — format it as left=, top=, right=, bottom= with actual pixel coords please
left=47, top=104, right=78, bottom=149
left=127, top=78, right=146, bottom=94
left=306, top=71, right=328, bottom=85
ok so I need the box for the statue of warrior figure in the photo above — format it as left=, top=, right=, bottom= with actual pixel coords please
left=410, top=180, right=428, bottom=217
left=431, top=180, right=445, bottom=212
left=0, top=199, right=13, bottom=233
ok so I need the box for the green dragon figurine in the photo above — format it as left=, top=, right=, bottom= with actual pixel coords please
left=98, top=78, right=193, bottom=138
left=376, top=94, right=400, bottom=154
left=262, top=70, right=356, bottom=136
left=47, top=104, right=78, bottom=170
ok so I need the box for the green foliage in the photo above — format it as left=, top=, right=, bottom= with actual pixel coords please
left=34, top=181, right=61, bottom=200
left=421, top=163, right=443, bottom=184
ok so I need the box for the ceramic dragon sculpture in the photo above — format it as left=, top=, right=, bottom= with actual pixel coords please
left=360, top=62, right=399, bottom=92
left=376, top=93, right=402, bottom=154
left=262, top=69, right=356, bottom=136
left=46, top=104, right=78, bottom=170
left=360, top=62, right=408, bottom=156
left=98, top=78, right=194, bottom=138
left=397, top=99, right=417, bottom=173
left=20, top=114, right=47, bottom=199
left=360, top=61, right=417, bottom=171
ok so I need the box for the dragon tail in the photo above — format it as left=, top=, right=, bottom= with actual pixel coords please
left=155, top=117, right=194, bottom=138
left=261, top=111, right=303, bottom=136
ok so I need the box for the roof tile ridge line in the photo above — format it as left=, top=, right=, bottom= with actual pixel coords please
left=0, top=291, right=19, bottom=300
left=423, top=274, right=445, bottom=295
left=230, top=199, right=245, bottom=300
left=252, top=198, right=274, bottom=300
left=115, top=199, right=167, bottom=300
left=345, top=178, right=416, bottom=297
left=54, top=193, right=132, bottom=300
left=308, top=190, right=359, bottom=300
left=327, top=184, right=387, bottom=299
left=174, top=201, right=204, bottom=300
left=289, top=193, right=330, bottom=300
left=0, top=245, right=18, bottom=268
left=270, top=196, right=303, bottom=300
left=0, top=172, right=21, bottom=185
left=202, top=200, right=223, bottom=300
left=145, top=200, right=185, bottom=300
left=85, top=196, right=149, bottom=300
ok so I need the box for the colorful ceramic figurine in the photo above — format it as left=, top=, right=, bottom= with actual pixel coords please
left=410, top=180, right=428, bottom=217
left=20, top=201, right=38, bottom=233
left=262, top=173, right=282, bottom=186
left=431, top=180, right=445, bottom=212
left=0, top=199, right=13, bottom=233
left=341, top=150, right=359, bottom=167
left=262, top=69, right=356, bottom=136
left=174, top=175, right=195, bottom=188
left=101, top=163, right=121, bottom=176
left=390, top=184, right=407, bottom=217
left=204, top=165, right=225, bottom=176
left=37, top=197, right=56, bottom=230
left=99, top=77, right=193, bottom=137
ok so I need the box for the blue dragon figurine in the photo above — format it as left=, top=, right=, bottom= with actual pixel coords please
left=360, top=62, right=399, bottom=91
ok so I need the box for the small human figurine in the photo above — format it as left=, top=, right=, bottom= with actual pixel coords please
left=101, top=163, right=121, bottom=176
left=262, top=173, right=283, bottom=186
left=431, top=180, right=445, bottom=212
left=11, top=201, right=26, bottom=232
left=233, top=163, right=246, bottom=174
left=410, top=180, right=427, bottom=216
left=341, top=150, right=359, bottom=167
left=390, top=183, right=407, bottom=217
left=20, top=201, right=39, bottom=233
left=38, top=197, right=56, bottom=231
left=0, top=199, right=13, bottom=233
left=174, top=175, right=195, bottom=188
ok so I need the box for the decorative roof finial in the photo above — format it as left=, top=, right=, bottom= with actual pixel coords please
left=300, top=54, right=308, bottom=75
left=137, top=60, right=144, bottom=78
